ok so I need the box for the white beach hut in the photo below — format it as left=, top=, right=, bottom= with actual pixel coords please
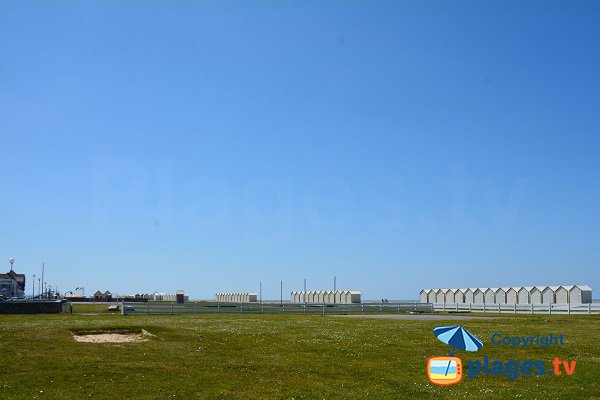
left=445, top=289, right=458, bottom=303
left=495, top=288, right=508, bottom=304
left=349, top=291, right=361, bottom=304
left=542, top=286, right=556, bottom=303
left=435, top=289, right=446, bottom=303
left=555, top=286, right=569, bottom=304
left=420, top=289, right=430, bottom=303
left=570, top=285, right=592, bottom=304
left=530, top=287, right=543, bottom=304
left=484, top=288, right=496, bottom=304
left=454, top=289, right=466, bottom=304
left=464, top=288, right=475, bottom=304
left=473, top=288, right=484, bottom=303
left=506, top=288, right=518, bottom=304
left=518, top=287, right=530, bottom=304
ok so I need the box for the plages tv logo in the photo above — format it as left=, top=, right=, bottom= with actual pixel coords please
left=427, top=326, right=483, bottom=386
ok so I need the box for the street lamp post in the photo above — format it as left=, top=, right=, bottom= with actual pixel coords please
left=8, top=258, right=15, bottom=297
left=304, top=279, right=307, bottom=304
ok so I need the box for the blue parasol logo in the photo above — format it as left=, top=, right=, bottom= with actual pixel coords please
left=434, top=325, right=483, bottom=356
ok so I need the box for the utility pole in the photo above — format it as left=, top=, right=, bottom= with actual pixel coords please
left=334, top=275, right=337, bottom=304
left=41, top=263, right=45, bottom=299
left=32, top=274, right=36, bottom=299
left=38, top=278, right=41, bottom=299
left=259, top=281, right=262, bottom=304
left=8, top=258, right=15, bottom=297
left=280, top=280, right=283, bottom=305
left=304, top=279, right=307, bottom=304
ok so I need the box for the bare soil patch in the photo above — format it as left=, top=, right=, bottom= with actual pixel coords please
left=72, top=329, right=155, bottom=343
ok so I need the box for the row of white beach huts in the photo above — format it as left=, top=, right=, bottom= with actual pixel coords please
left=290, top=290, right=362, bottom=304
left=216, top=292, right=258, bottom=303
left=215, top=290, right=362, bottom=304
left=420, top=285, right=592, bottom=304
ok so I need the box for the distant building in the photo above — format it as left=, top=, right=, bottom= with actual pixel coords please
left=419, top=284, right=593, bottom=304
left=0, top=270, right=26, bottom=298
left=152, top=292, right=163, bottom=301
left=216, top=292, right=257, bottom=302
left=157, top=292, right=189, bottom=302
left=93, top=290, right=113, bottom=301
left=290, top=290, right=361, bottom=304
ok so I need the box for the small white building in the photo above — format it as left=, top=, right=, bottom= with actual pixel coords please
left=419, top=289, right=431, bottom=303
left=484, top=288, right=496, bottom=304
left=555, top=286, right=569, bottom=303
left=473, top=288, right=484, bottom=303
left=454, top=289, right=466, bottom=304
left=426, top=289, right=435, bottom=303
left=506, top=288, right=518, bottom=304
left=541, top=286, right=556, bottom=303
left=569, top=285, right=592, bottom=304
left=495, top=288, right=508, bottom=304
left=464, top=288, right=475, bottom=304
left=517, top=287, right=529, bottom=304
left=445, top=289, right=458, bottom=303
left=435, top=289, right=446, bottom=303
left=530, top=287, right=542, bottom=304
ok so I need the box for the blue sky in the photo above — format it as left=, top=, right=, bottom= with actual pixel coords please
left=1, top=1, right=599, bottom=299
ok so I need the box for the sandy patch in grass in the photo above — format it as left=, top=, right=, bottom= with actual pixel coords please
left=72, top=329, right=155, bottom=343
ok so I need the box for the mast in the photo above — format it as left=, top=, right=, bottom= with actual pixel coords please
left=41, top=262, right=45, bottom=299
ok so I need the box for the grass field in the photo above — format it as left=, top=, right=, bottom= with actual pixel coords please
left=1, top=308, right=599, bottom=399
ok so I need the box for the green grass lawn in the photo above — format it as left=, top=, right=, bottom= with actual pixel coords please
left=1, top=312, right=599, bottom=399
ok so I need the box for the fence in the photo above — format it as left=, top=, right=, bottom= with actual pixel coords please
left=121, top=301, right=433, bottom=315
left=432, top=302, right=600, bottom=315
left=0, top=300, right=68, bottom=314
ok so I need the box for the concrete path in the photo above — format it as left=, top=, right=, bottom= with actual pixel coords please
left=336, top=314, right=492, bottom=320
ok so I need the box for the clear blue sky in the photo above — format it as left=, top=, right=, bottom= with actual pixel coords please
left=1, top=1, right=599, bottom=300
